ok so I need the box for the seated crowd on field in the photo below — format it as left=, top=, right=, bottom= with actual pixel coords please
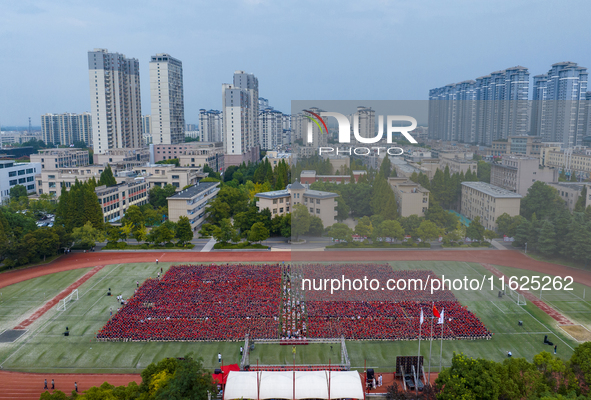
left=96, top=263, right=491, bottom=342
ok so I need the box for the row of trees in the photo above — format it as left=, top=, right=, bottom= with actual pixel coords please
left=495, top=181, right=591, bottom=264
left=429, top=344, right=591, bottom=400
left=222, top=158, right=290, bottom=191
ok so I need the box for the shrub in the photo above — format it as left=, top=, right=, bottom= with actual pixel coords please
left=165, top=242, right=175, bottom=248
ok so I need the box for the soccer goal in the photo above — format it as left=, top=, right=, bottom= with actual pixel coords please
left=57, top=289, right=79, bottom=311
left=507, top=288, right=526, bottom=306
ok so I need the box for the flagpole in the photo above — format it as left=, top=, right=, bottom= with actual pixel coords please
left=439, top=308, right=445, bottom=374
left=428, top=302, right=434, bottom=386
left=416, top=308, right=422, bottom=397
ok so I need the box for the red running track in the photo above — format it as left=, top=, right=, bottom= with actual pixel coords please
left=0, top=371, right=141, bottom=400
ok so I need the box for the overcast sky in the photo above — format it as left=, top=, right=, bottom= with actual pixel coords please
left=1, top=0, right=590, bottom=127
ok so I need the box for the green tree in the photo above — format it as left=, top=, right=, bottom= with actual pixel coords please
left=466, top=216, right=485, bottom=241
left=373, top=219, right=404, bottom=243
left=566, top=214, right=591, bottom=264
left=496, top=213, right=525, bottom=238
left=483, top=229, right=497, bottom=242
left=537, top=220, right=557, bottom=257
left=119, top=221, right=133, bottom=241
left=424, top=204, right=460, bottom=232
left=291, top=203, right=311, bottom=241
left=414, top=220, right=442, bottom=242
left=175, top=216, right=193, bottom=245
left=570, top=342, right=591, bottom=394
left=280, top=214, right=291, bottom=238
left=24, top=228, right=60, bottom=262
left=198, top=223, right=217, bottom=238
left=152, top=356, right=217, bottom=400
left=354, top=216, right=373, bottom=238
left=39, top=390, right=69, bottom=399
left=328, top=222, right=353, bottom=242
left=308, top=216, right=324, bottom=236
left=212, top=218, right=236, bottom=243
left=149, top=184, right=177, bottom=209
left=122, top=205, right=144, bottom=230
left=9, top=184, right=28, bottom=201
left=477, top=160, right=491, bottom=183
left=248, top=222, right=269, bottom=243
left=71, top=221, right=104, bottom=249
left=335, top=197, right=350, bottom=221
left=435, top=352, right=503, bottom=400
left=574, top=185, right=588, bottom=212
left=521, top=182, right=564, bottom=221
left=105, top=224, right=122, bottom=245
left=133, top=223, right=148, bottom=244
left=97, top=164, right=117, bottom=187
left=400, top=214, right=422, bottom=236
left=147, top=225, right=175, bottom=246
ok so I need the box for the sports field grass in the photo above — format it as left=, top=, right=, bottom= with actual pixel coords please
left=0, top=261, right=587, bottom=373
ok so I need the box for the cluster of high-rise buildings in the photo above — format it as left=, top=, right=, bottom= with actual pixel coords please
left=39, top=50, right=292, bottom=166
left=428, top=62, right=591, bottom=147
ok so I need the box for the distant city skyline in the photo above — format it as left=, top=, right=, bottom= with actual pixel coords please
left=1, top=0, right=591, bottom=126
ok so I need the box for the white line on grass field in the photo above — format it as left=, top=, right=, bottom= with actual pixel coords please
left=495, top=332, right=552, bottom=335
left=0, top=264, right=123, bottom=369
left=462, top=263, right=575, bottom=352
left=489, top=300, right=506, bottom=314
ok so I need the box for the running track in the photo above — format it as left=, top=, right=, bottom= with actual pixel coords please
left=0, top=249, right=589, bottom=399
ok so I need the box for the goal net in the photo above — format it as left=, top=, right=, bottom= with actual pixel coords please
left=57, top=289, right=79, bottom=311
left=507, top=287, right=526, bottom=306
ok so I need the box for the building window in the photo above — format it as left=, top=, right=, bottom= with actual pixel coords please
left=273, top=199, right=277, bottom=204
left=273, top=209, right=277, bottom=214
left=316, top=199, right=320, bottom=204
left=280, top=208, right=284, bottom=213
left=9, top=179, right=17, bottom=186
left=310, top=207, right=314, bottom=213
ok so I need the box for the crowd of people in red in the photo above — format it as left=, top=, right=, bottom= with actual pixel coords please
left=96, top=263, right=491, bottom=342
left=97, top=264, right=282, bottom=341
left=303, top=265, right=491, bottom=340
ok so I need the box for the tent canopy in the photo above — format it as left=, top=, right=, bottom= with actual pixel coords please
left=224, top=370, right=364, bottom=400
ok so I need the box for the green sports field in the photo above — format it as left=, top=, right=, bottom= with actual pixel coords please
left=0, top=261, right=588, bottom=374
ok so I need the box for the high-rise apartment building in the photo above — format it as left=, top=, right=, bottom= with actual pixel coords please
left=222, top=71, right=260, bottom=167
left=532, top=62, right=588, bottom=147
left=199, top=109, right=223, bottom=142
left=429, top=66, right=529, bottom=146
left=142, top=115, right=152, bottom=145
left=349, top=106, right=376, bottom=141
left=88, top=49, right=142, bottom=154
left=149, top=53, right=185, bottom=145
left=259, top=108, right=283, bottom=150
left=41, top=113, right=92, bottom=146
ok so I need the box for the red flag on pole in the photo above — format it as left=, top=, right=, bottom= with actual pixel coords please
left=432, top=305, right=440, bottom=319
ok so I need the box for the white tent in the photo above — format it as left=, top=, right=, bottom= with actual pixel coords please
left=223, top=370, right=364, bottom=400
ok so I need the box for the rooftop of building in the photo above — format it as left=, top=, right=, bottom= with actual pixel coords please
left=549, top=182, right=590, bottom=191
left=461, top=181, right=523, bottom=199
left=95, top=178, right=147, bottom=194
left=166, top=182, right=220, bottom=200
left=36, top=148, right=88, bottom=154
left=255, top=181, right=339, bottom=200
